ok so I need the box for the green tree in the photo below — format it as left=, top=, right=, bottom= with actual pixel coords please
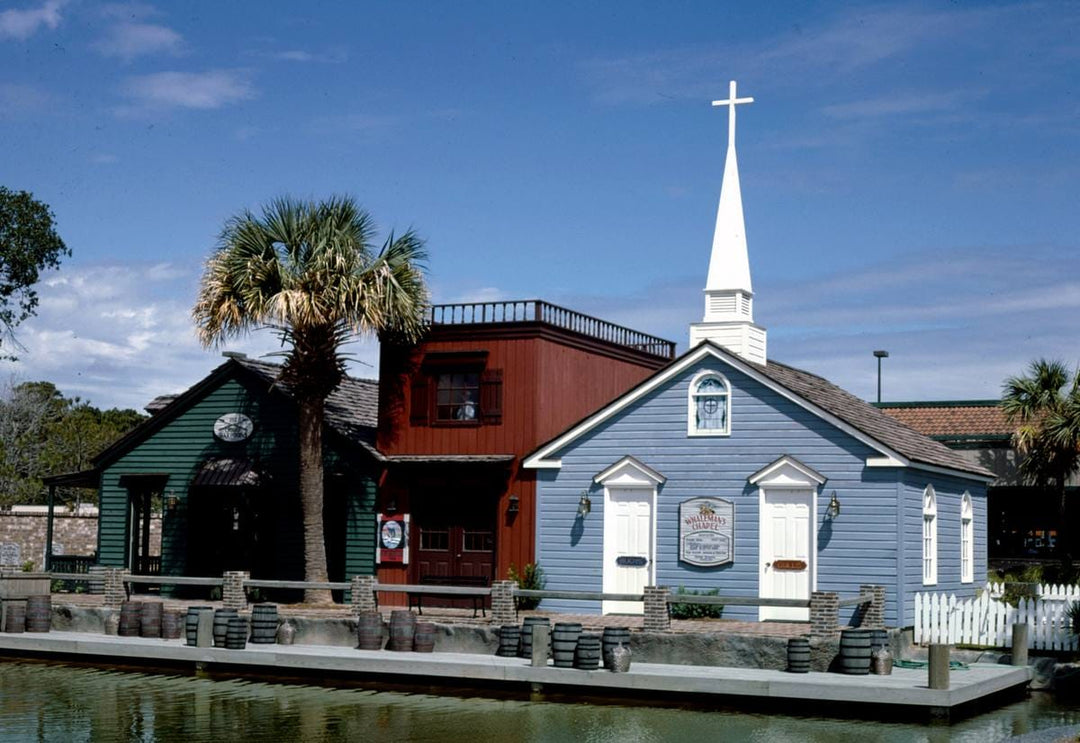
left=1002, top=359, right=1080, bottom=559
left=193, top=196, right=429, bottom=603
left=0, top=188, right=70, bottom=356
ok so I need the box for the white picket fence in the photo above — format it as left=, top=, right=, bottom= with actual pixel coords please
left=915, top=583, right=1080, bottom=650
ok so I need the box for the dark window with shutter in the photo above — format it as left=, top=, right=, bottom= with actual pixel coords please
left=480, top=368, right=503, bottom=425
left=410, top=376, right=429, bottom=425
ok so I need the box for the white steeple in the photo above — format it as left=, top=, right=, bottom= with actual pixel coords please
left=689, top=80, right=767, bottom=365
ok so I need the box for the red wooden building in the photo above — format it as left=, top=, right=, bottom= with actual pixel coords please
left=375, top=300, right=675, bottom=589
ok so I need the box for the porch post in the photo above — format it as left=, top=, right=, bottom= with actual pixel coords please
left=491, top=580, right=516, bottom=625
left=644, top=585, right=671, bottom=632
left=809, top=591, right=840, bottom=640
left=222, top=571, right=249, bottom=611
left=351, top=575, right=377, bottom=614
left=45, top=484, right=56, bottom=572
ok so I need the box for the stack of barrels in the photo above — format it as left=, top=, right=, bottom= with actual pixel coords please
left=118, top=601, right=142, bottom=637
left=213, top=609, right=238, bottom=648
left=551, top=622, right=582, bottom=668
left=225, top=616, right=247, bottom=649
left=357, top=612, right=383, bottom=650
left=249, top=604, right=279, bottom=644
left=139, top=602, right=163, bottom=638
left=413, top=621, right=436, bottom=652
left=185, top=606, right=212, bottom=646
left=161, top=610, right=183, bottom=640
left=574, top=634, right=602, bottom=670
left=519, top=617, right=550, bottom=659
left=25, top=595, right=51, bottom=633
left=496, top=625, right=520, bottom=657
left=787, top=637, right=811, bottom=673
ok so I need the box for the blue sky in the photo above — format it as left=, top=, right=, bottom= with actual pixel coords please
left=2, top=1, right=1078, bottom=410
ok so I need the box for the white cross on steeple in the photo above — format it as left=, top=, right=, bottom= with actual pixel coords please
left=712, top=80, right=754, bottom=150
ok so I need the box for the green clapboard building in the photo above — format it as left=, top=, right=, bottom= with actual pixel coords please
left=78, top=352, right=381, bottom=586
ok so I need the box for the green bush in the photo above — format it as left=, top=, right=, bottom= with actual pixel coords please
left=669, top=586, right=724, bottom=620
left=507, top=562, right=546, bottom=610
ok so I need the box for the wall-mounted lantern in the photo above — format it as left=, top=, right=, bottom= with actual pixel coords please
left=164, top=490, right=179, bottom=514
left=826, top=491, right=841, bottom=520
left=577, top=491, right=592, bottom=518
left=507, top=494, right=520, bottom=515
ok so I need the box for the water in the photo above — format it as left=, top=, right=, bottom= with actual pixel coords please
left=1, top=661, right=1079, bottom=743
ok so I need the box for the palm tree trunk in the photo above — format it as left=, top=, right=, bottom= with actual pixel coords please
left=298, top=397, right=333, bottom=603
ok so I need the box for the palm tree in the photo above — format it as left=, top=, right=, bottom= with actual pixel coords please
left=193, top=196, right=428, bottom=602
left=1002, top=359, right=1080, bottom=560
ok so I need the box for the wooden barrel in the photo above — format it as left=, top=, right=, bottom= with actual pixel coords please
left=225, top=616, right=247, bottom=650
left=249, top=604, right=279, bottom=644
left=574, top=633, right=602, bottom=670
left=551, top=622, right=582, bottom=668
left=161, top=610, right=183, bottom=640
left=185, top=606, right=212, bottom=646
left=25, top=595, right=51, bottom=633
left=213, top=609, right=239, bottom=648
left=356, top=612, right=384, bottom=650
left=839, top=629, right=872, bottom=675
left=870, top=629, right=889, bottom=653
left=601, top=627, right=631, bottom=670
left=388, top=610, right=416, bottom=652
left=496, top=625, right=521, bottom=657
left=787, top=637, right=811, bottom=673
left=519, top=617, right=550, bottom=658
left=139, top=601, right=163, bottom=638
left=413, top=621, right=436, bottom=653
left=4, top=602, right=25, bottom=633
left=118, top=601, right=142, bottom=637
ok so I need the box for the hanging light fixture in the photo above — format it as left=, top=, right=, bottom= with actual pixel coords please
left=827, top=491, right=841, bottom=520
left=577, top=491, right=592, bottom=518
left=507, top=494, right=520, bottom=515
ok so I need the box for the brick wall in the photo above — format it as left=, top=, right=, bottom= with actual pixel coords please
left=0, top=512, right=161, bottom=570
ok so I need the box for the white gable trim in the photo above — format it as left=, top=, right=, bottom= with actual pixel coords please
left=749, top=455, right=826, bottom=488
left=524, top=342, right=902, bottom=469
left=594, top=455, right=666, bottom=488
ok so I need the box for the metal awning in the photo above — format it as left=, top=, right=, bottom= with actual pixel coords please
left=193, top=458, right=263, bottom=487
left=42, top=469, right=100, bottom=488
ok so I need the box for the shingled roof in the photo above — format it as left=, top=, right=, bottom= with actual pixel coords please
left=748, top=358, right=994, bottom=477
left=231, top=356, right=381, bottom=457
left=876, top=401, right=1013, bottom=440
left=525, top=341, right=994, bottom=480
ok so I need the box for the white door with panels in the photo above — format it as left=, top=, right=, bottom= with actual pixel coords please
left=603, top=487, right=653, bottom=614
left=759, top=488, right=813, bottom=621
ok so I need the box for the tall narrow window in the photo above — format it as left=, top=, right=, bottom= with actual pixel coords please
left=961, top=492, right=973, bottom=584
left=688, top=371, right=731, bottom=436
left=923, top=485, right=937, bottom=586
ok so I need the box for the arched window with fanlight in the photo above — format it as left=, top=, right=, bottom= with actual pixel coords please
left=687, top=370, right=731, bottom=436
left=923, top=485, right=938, bottom=586
left=961, top=492, right=973, bottom=584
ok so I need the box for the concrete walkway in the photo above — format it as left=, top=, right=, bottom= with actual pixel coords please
left=0, top=630, right=1030, bottom=712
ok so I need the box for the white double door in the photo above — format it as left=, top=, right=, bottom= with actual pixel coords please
left=759, top=488, right=813, bottom=621
left=602, top=487, right=654, bottom=615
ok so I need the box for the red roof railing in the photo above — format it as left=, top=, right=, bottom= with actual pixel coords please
left=430, top=300, right=676, bottom=359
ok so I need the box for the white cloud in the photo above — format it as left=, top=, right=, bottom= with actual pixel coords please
left=0, top=0, right=65, bottom=40
left=93, top=21, right=184, bottom=60
left=271, top=47, right=347, bottom=63
left=822, top=90, right=984, bottom=120
left=119, top=69, right=255, bottom=113
left=0, top=261, right=381, bottom=410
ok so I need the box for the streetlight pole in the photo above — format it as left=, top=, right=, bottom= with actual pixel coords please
left=873, top=350, right=889, bottom=404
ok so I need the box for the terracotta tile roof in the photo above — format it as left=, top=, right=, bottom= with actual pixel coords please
left=876, top=402, right=1014, bottom=439
left=746, top=356, right=994, bottom=478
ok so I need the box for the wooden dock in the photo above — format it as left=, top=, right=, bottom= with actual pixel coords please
left=0, top=631, right=1031, bottom=716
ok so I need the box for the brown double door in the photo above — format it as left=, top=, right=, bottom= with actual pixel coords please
left=412, top=490, right=495, bottom=584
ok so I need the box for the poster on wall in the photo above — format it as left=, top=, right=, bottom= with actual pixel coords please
left=376, top=513, right=409, bottom=565
left=679, top=497, right=734, bottom=567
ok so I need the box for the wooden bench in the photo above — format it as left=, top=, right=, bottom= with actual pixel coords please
left=408, top=575, right=489, bottom=618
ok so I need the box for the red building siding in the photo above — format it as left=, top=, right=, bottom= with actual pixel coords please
left=375, top=303, right=674, bottom=587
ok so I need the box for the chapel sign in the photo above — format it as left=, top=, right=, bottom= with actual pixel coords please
left=679, top=497, right=734, bottom=567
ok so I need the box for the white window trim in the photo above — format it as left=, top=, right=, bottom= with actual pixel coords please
left=960, top=491, right=973, bottom=584
left=923, top=485, right=938, bottom=586
left=687, top=369, right=731, bottom=437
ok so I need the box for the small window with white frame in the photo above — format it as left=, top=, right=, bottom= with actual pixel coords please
left=960, top=491, right=973, bottom=584
left=923, top=485, right=938, bottom=586
left=687, top=371, right=731, bottom=436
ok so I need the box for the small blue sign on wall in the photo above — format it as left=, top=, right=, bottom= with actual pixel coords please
left=679, top=497, right=734, bottom=567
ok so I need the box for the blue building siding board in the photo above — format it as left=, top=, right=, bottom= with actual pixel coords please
left=535, top=357, right=985, bottom=627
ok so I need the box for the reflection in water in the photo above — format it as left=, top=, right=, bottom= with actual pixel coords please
left=0, top=661, right=1079, bottom=742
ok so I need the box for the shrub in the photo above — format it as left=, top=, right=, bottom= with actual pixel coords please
left=669, top=586, right=724, bottom=620
left=507, top=562, right=546, bottom=610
